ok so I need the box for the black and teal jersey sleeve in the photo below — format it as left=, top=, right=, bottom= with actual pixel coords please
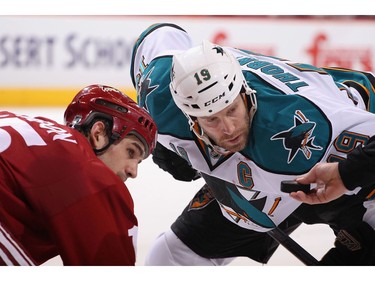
left=339, top=136, right=375, bottom=193
left=323, top=67, right=375, bottom=112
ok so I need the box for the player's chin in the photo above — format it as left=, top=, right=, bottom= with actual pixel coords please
left=222, top=139, right=247, bottom=152
left=117, top=172, right=127, bottom=182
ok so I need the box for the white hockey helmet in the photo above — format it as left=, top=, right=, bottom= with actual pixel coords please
left=169, top=40, right=252, bottom=117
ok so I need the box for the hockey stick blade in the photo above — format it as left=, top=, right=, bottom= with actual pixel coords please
left=267, top=227, right=319, bottom=265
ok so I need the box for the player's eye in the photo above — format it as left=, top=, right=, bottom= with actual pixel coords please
left=127, top=148, right=135, bottom=158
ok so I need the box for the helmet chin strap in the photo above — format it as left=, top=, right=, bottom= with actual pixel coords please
left=93, top=142, right=112, bottom=155
left=92, top=134, right=119, bottom=155
left=244, top=86, right=257, bottom=124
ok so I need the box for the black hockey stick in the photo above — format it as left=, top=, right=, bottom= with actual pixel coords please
left=201, top=173, right=319, bottom=265
left=267, top=227, right=319, bottom=265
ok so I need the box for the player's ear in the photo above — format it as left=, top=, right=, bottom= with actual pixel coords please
left=89, top=121, right=108, bottom=149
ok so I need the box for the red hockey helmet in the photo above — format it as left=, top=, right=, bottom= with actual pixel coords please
left=64, top=84, right=157, bottom=158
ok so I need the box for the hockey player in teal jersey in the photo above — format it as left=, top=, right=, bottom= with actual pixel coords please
left=131, top=23, right=375, bottom=265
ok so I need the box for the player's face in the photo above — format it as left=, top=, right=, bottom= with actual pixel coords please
left=197, top=94, right=250, bottom=152
left=98, top=135, right=145, bottom=182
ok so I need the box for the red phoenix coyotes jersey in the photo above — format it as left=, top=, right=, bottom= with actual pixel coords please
left=0, top=111, right=138, bottom=265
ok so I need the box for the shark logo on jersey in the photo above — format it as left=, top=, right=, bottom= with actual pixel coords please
left=138, top=67, right=158, bottom=110
left=271, top=110, right=322, bottom=164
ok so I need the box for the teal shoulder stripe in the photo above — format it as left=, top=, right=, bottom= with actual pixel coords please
left=130, top=23, right=187, bottom=87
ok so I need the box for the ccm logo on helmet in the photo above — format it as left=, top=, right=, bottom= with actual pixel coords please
left=204, top=92, right=226, bottom=107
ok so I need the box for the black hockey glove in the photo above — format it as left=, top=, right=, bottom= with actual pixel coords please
left=152, top=142, right=201, bottom=182
left=319, top=222, right=375, bottom=265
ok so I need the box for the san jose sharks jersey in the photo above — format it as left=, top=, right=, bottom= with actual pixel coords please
left=131, top=23, right=375, bottom=233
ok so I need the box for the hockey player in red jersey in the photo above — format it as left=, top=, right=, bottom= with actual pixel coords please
left=0, top=84, right=157, bottom=265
